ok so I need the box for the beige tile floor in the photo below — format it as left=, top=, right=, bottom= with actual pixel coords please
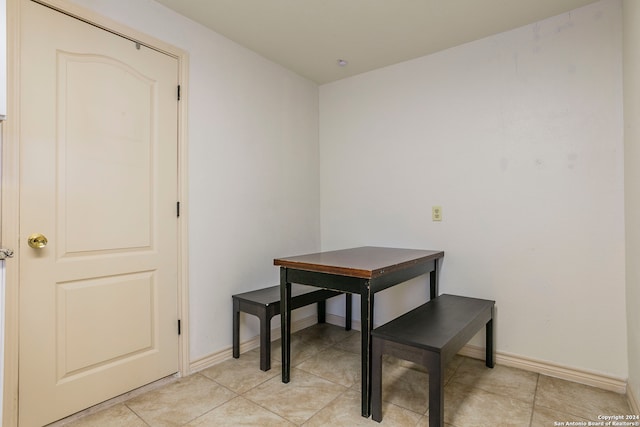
left=58, top=323, right=633, bottom=427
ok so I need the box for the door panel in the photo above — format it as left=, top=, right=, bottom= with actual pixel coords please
left=59, top=52, right=154, bottom=254
left=57, top=272, right=154, bottom=376
left=18, top=1, right=179, bottom=425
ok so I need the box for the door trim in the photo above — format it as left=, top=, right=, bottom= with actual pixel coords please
left=1, top=1, right=190, bottom=425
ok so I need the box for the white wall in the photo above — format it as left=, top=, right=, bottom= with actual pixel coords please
left=624, top=0, right=640, bottom=407
left=320, top=0, right=627, bottom=377
left=61, top=0, right=631, bottom=382
left=68, top=0, right=321, bottom=361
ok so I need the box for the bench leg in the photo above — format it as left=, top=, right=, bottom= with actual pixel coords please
left=232, top=298, right=240, bottom=359
left=427, top=354, right=445, bottom=427
left=486, top=316, right=495, bottom=368
left=345, top=293, right=352, bottom=331
left=259, top=310, right=271, bottom=371
left=317, top=300, right=326, bottom=324
left=371, top=337, right=383, bottom=422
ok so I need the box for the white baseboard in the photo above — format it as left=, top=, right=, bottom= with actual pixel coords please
left=628, top=385, right=640, bottom=415
left=190, top=315, right=629, bottom=397
left=325, top=312, right=361, bottom=331
left=458, top=344, right=627, bottom=394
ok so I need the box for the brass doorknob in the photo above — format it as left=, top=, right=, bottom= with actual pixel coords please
left=27, top=233, right=48, bottom=249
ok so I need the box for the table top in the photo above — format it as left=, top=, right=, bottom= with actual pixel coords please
left=274, top=246, right=444, bottom=279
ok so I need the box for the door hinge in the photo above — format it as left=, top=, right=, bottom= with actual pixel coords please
left=177, top=85, right=181, bottom=101
left=177, top=201, right=180, bottom=217
left=178, top=319, right=181, bottom=335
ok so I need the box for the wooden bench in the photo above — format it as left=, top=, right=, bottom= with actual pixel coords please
left=233, top=284, right=352, bottom=371
left=371, top=294, right=494, bottom=426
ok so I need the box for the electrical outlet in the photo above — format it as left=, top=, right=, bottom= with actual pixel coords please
left=432, top=206, right=442, bottom=221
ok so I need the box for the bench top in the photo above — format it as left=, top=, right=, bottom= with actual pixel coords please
left=372, top=294, right=494, bottom=352
left=232, top=284, right=337, bottom=305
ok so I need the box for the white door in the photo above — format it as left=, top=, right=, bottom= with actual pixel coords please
left=18, top=1, right=180, bottom=425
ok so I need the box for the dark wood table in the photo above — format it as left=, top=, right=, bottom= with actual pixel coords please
left=274, top=246, right=444, bottom=417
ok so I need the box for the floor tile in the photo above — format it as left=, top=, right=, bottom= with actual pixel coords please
left=530, top=405, right=590, bottom=427
left=298, top=322, right=357, bottom=341
left=380, top=358, right=430, bottom=414
left=451, top=357, right=538, bottom=403
left=444, top=380, right=533, bottom=427
left=125, top=374, right=236, bottom=427
left=58, top=323, right=635, bottom=427
left=64, top=403, right=147, bottom=427
left=380, top=355, right=426, bottom=380
left=186, top=396, right=295, bottom=426
left=535, top=375, right=630, bottom=421
left=296, top=346, right=361, bottom=387
left=199, top=347, right=280, bottom=393
left=416, top=414, right=456, bottom=427
left=304, top=388, right=422, bottom=426
left=243, top=367, right=347, bottom=424
left=333, top=329, right=362, bottom=354
left=271, top=334, right=328, bottom=367
left=384, top=354, right=464, bottom=384
left=272, top=323, right=358, bottom=366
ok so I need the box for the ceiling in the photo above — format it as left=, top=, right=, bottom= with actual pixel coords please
left=153, top=0, right=600, bottom=85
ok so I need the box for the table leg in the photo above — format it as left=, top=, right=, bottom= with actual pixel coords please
left=280, top=267, right=291, bottom=383
left=232, top=298, right=240, bottom=359
left=486, top=311, right=495, bottom=368
left=361, top=283, right=373, bottom=417
left=430, top=259, right=439, bottom=299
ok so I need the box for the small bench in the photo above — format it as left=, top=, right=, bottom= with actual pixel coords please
left=371, top=294, right=494, bottom=426
left=233, top=284, right=352, bottom=371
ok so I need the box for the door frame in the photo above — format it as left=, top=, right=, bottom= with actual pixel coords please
left=1, top=0, right=190, bottom=425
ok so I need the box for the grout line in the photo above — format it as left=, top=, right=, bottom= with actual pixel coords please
left=123, top=403, right=151, bottom=427
left=528, top=373, right=540, bottom=427
left=444, top=355, right=466, bottom=387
